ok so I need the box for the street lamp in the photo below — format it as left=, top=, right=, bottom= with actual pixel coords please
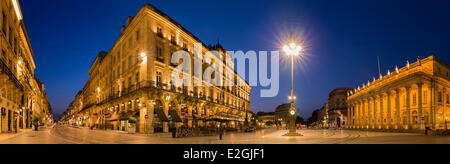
left=282, top=33, right=303, bottom=137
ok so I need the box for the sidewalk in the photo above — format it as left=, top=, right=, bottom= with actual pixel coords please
left=0, top=129, right=33, bottom=142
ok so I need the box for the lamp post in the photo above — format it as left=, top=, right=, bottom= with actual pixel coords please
left=282, top=33, right=303, bottom=136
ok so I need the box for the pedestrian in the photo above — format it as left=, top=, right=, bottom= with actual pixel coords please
left=172, top=125, right=177, bottom=138
left=219, top=126, right=225, bottom=140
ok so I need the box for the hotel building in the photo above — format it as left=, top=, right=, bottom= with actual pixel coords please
left=347, top=56, right=450, bottom=131
left=61, top=4, right=251, bottom=133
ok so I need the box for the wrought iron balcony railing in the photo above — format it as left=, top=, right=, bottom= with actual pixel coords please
left=0, top=58, right=23, bottom=91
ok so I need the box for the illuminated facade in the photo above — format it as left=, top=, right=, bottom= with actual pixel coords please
left=0, top=0, right=52, bottom=133
left=61, top=4, right=251, bottom=133
left=347, top=56, right=450, bottom=131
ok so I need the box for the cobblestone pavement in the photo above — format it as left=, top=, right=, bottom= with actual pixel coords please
left=0, top=125, right=449, bottom=144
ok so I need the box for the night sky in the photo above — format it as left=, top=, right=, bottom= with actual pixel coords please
left=19, top=0, right=450, bottom=119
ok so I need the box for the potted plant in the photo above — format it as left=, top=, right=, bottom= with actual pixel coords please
left=32, top=117, right=39, bottom=131
left=128, top=117, right=137, bottom=134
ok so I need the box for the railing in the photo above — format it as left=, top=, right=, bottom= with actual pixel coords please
left=0, top=58, right=23, bottom=91
left=87, top=80, right=247, bottom=112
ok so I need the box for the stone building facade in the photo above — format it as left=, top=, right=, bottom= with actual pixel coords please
left=347, top=56, right=450, bottom=131
left=328, top=88, right=352, bottom=128
left=275, top=103, right=293, bottom=126
left=0, top=0, right=52, bottom=133
left=61, top=3, right=251, bottom=133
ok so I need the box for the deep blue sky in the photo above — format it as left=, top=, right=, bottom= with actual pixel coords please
left=20, top=0, right=450, bottom=119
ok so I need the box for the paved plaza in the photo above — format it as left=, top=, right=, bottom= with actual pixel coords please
left=0, top=125, right=448, bottom=144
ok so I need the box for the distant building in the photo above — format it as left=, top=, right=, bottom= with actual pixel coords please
left=255, top=112, right=275, bottom=126
left=275, top=104, right=296, bottom=126
left=328, top=88, right=353, bottom=128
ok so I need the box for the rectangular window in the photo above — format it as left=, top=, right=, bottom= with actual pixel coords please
left=413, top=93, right=417, bottom=106
left=136, top=30, right=140, bottom=41
left=438, top=92, right=442, bottom=103
left=128, top=38, right=133, bottom=48
left=157, top=47, right=162, bottom=57
left=117, top=66, right=120, bottom=77
left=135, top=73, right=140, bottom=84
left=9, top=27, right=12, bottom=45
left=447, top=94, right=449, bottom=104
left=122, top=61, right=126, bottom=73
left=157, top=27, right=162, bottom=37
left=128, top=56, right=132, bottom=69
left=2, top=12, right=6, bottom=35
left=156, top=71, right=162, bottom=86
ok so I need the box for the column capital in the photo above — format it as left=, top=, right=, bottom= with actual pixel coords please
left=404, top=85, right=411, bottom=90
left=417, top=82, right=424, bottom=87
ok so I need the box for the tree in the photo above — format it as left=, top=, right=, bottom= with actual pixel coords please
left=296, top=116, right=305, bottom=124
left=265, top=121, right=274, bottom=126
left=307, top=110, right=320, bottom=125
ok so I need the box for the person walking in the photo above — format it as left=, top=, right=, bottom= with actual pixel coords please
left=219, top=126, right=225, bottom=140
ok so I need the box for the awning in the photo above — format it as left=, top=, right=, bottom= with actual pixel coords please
left=119, top=111, right=138, bottom=121
left=169, top=109, right=182, bottom=122
left=155, top=108, right=168, bottom=122
left=109, top=114, right=120, bottom=121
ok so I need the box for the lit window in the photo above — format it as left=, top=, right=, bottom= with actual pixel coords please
left=447, top=94, right=449, bottom=104
left=136, top=30, right=140, bottom=41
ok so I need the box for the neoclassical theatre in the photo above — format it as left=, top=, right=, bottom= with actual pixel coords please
left=60, top=4, right=251, bottom=133
left=347, top=56, right=450, bottom=131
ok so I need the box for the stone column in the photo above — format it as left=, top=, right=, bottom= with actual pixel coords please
left=387, top=92, right=392, bottom=129
left=147, top=100, right=155, bottom=134
left=418, top=83, right=424, bottom=130
left=357, top=101, right=360, bottom=128
left=395, top=89, right=401, bottom=129
left=366, top=99, right=369, bottom=129
left=373, top=96, right=377, bottom=129
left=379, top=94, right=384, bottom=129
left=163, top=102, right=169, bottom=133
left=430, top=84, right=436, bottom=129
left=139, top=98, right=146, bottom=133
left=350, top=104, right=354, bottom=128
left=444, top=88, right=447, bottom=130
left=405, top=86, right=411, bottom=130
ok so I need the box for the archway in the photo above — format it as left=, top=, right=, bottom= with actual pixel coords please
left=153, top=100, right=165, bottom=133
left=168, top=101, right=182, bottom=132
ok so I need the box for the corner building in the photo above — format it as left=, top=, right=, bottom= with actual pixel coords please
left=347, top=56, right=450, bottom=131
left=68, top=4, right=251, bottom=133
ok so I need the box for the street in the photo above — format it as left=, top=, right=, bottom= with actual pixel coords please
left=0, top=125, right=449, bottom=144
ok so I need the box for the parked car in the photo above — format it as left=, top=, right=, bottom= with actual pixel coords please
left=245, top=126, right=256, bottom=132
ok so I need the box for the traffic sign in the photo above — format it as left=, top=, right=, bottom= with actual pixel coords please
left=145, top=115, right=149, bottom=119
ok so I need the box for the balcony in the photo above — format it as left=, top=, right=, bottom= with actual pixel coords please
left=0, top=58, right=23, bottom=91
left=83, top=80, right=245, bottom=114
